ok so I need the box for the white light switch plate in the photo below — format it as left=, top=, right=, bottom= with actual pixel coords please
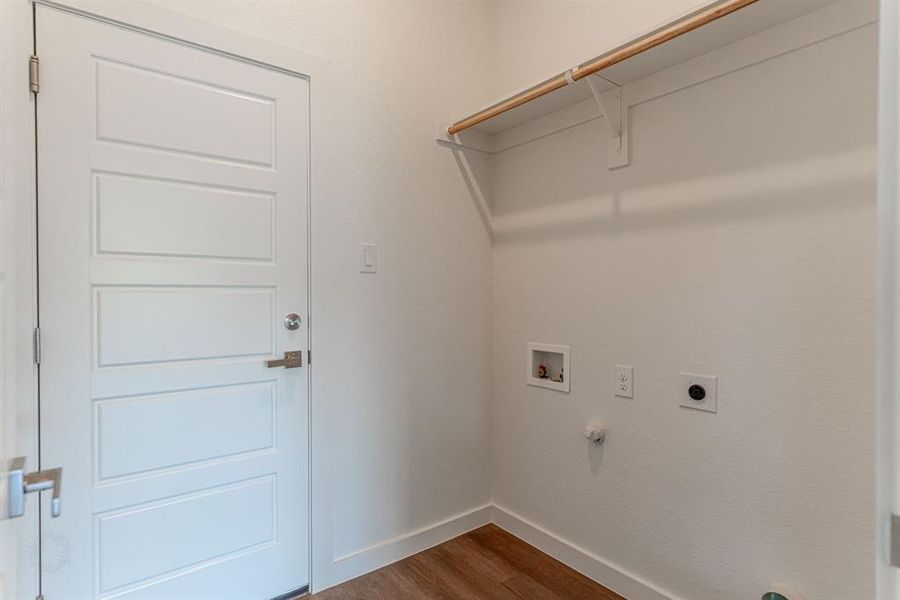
left=680, top=372, right=717, bottom=413
left=615, top=365, right=633, bottom=398
left=360, top=243, right=377, bottom=273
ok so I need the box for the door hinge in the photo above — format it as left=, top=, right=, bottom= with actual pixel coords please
left=33, top=326, right=41, bottom=365
left=29, top=55, right=39, bottom=93
left=307, top=350, right=311, bottom=365
left=892, top=514, right=900, bottom=567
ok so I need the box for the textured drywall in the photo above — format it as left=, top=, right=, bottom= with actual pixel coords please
left=489, top=10, right=877, bottom=600
left=149, top=2, right=877, bottom=597
left=155, top=0, right=495, bottom=571
left=485, top=0, right=707, bottom=100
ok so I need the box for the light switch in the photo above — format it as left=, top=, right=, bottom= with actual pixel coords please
left=360, top=244, right=377, bottom=273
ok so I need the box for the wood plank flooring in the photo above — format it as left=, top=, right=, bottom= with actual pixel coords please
left=312, top=524, right=624, bottom=600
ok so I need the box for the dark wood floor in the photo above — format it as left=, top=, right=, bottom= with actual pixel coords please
left=312, top=524, right=624, bottom=600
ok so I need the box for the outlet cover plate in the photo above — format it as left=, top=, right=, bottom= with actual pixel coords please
left=680, top=372, right=717, bottom=413
left=615, top=365, right=633, bottom=398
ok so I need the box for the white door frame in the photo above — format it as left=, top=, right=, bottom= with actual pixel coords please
left=1, top=2, right=40, bottom=599
left=878, top=0, right=900, bottom=598
left=2, top=0, right=336, bottom=594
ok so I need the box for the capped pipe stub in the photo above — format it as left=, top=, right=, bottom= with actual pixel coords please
left=762, top=584, right=804, bottom=600
left=583, top=420, right=606, bottom=444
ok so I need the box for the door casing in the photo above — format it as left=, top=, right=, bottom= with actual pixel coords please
left=4, top=0, right=336, bottom=594
left=1, top=2, right=39, bottom=599
left=877, top=1, right=900, bottom=598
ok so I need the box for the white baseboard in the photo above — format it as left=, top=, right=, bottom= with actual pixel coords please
left=491, top=504, right=682, bottom=600
left=329, top=502, right=680, bottom=599
left=331, top=503, right=493, bottom=585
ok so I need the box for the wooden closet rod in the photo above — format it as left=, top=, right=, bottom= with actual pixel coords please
left=447, top=0, right=759, bottom=135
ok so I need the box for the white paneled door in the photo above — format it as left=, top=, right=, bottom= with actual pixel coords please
left=36, top=5, right=309, bottom=599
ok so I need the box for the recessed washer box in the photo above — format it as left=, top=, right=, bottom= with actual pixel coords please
left=526, top=342, right=569, bottom=392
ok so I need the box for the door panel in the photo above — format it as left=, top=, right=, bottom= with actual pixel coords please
left=94, top=57, right=276, bottom=166
left=95, top=286, right=275, bottom=366
left=96, top=476, right=275, bottom=594
left=95, top=382, right=276, bottom=482
left=94, top=174, right=276, bottom=261
left=37, top=6, right=309, bottom=598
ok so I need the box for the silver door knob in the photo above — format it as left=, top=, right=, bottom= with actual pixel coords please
left=284, top=313, right=301, bottom=331
left=8, top=457, right=62, bottom=518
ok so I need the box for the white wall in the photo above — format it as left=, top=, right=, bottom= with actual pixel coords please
left=489, top=4, right=877, bottom=599
left=485, top=0, right=706, bottom=99
left=155, top=0, right=496, bottom=586
left=152, top=2, right=878, bottom=598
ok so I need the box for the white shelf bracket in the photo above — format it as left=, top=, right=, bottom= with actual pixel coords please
left=586, top=75, right=629, bottom=169
left=433, top=122, right=494, bottom=154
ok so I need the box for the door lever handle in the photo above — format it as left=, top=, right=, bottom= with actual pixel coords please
left=8, top=457, right=62, bottom=518
left=266, top=351, right=303, bottom=369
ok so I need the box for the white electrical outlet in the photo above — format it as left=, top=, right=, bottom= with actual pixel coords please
left=680, top=372, right=717, bottom=413
left=615, top=365, right=633, bottom=398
